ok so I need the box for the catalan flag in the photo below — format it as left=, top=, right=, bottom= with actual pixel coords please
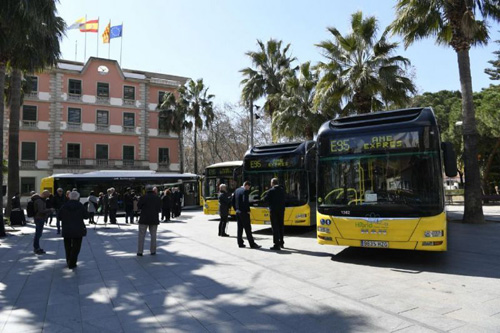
left=68, top=17, right=85, bottom=30
left=102, top=22, right=110, bottom=43
left=80, top=19, right=99, bottom=33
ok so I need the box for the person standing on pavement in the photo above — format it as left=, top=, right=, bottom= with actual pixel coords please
left=53, top=188, right=66, bottom=233
left=232, top=181, right=260, bottom=249
left=32, top=190, right=55, bottom=254
left=45, top=193, right=54, bottom=226
left=108, top=188, right=118, bottom=224
left=137, top=185, right=162, bottom=256
left=161, top=189, right=172, bottom=222
left=87, top=191, right=98, bottom=224
left=58, top=191, right=89, bottom=269
left=132, top=191, right=140, bottom=223
left=218, top=184, right=231, bottom=237
left=123, top=188, right=134, bottom=224
left=263, top=178, right=286, bottom=250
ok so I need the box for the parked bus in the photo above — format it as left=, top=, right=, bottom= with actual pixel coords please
left=202, top=161, right=242, bottom=215
left=40, top=170, right=201, bottom=208
left=316, top=107, right=457, bottom=251
left=243, top=141, right=317, bottom=226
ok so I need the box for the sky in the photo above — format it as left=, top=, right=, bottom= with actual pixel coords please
left=56, top=0, right=500, bottom=107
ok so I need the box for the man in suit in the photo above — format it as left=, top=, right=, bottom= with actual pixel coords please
left=263, top=178, right=286, bottom=250
left=232, top=181, right=260, bottom=249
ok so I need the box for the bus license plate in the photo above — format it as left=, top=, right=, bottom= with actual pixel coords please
left=264, top=221, right=271, bottom=225
left=361, top=240, right=388, bottom=248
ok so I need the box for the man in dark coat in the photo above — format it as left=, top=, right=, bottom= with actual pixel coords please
left=123, top=188, right=134, bottom=224
left=263, top=178, right=286, bottom=250
left=218, top=184, right=231, bottom=237
left=32, top=190, right=54, bottom=255
left=52, top=188, right=66, bottom=233
left=137, top=185, right=162, bottom=256
left=58, top=191, right=89, bottom=269
left=161, top=189, right=172, bottom=222
left=232, top=181, right=260, bottom=249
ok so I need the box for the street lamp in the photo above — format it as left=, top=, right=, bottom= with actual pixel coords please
left=250, top=104, right=260, bottom=148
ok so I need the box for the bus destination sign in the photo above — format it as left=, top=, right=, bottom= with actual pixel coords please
left=207, top=167, right=234, bottom=177
left=329, top=131, right=419, bottom=154
left=245, top=155, right=301, bottom=170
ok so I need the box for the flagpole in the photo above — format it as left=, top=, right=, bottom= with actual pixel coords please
left=96, top=17, right=99, bottom=57
left=120, top=23, right=123, bottom=66
left=75, top=40, right=77, bottom=61
left=84, top=15, right=87, bottom=61
left=108, top=20, right=111, bottom=59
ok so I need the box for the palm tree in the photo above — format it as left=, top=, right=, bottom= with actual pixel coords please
left=272, top=62, right=334, bottom=140
left=0, top=0, right=64, bottom=236
left=240, top=39, right=297, bottom=138
left=179, top=79, right=215, bottom=175
left=159, top=92, right=193, bottom=173
left=390, top=0, right=500, bottom=224
left=316, top=11, right=416, bottom=115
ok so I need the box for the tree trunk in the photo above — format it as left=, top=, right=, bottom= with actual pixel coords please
left=457, top=50, right=484, bottom=224
left=179, top=130, right=184, bottom=173
left=193, top=128, right=198, bottom=175
left=6, top=69, right=22, bottom=218
left=482, top=137, right=500, bottom=195
left=0, top=62, right=6, bottom=237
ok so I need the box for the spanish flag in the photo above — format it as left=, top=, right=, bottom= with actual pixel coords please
left=80, top=19, right=99, bottom=33
left=102, top=22, right=110, bottom=43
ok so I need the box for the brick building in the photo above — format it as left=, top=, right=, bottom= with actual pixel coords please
left=3, top=57, right=189, bottom=195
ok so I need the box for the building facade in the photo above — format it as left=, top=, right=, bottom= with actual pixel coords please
left=3, top=57, right=189, bottom=195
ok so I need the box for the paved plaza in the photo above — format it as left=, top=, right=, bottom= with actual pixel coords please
left=1, top=206, right=500, bottom=332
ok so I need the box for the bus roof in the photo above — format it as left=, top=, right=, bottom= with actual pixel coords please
left=47, top=170, right=199, bottom=179
left=205, top=161, right=243, bottom=169
left=245, top=141, right=314, bottom=158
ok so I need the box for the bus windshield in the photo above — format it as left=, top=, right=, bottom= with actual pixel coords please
left=318, top=130, right=444, bottom=217
left=205, top=176, right=239, bottom=199
left=247, top=170, right=308, bottom=207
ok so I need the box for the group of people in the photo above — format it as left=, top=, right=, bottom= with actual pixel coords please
left=219, top=178, right=286, bottom=251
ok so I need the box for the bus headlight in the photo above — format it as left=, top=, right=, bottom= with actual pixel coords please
left=204, top=204, right=209, bottom=209
left=295, top=214, right=307, bottom=218
left=424, top=230, right=444, bottom=237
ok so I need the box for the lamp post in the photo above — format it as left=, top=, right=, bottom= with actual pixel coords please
left=250, top=103, right=260, bottom=148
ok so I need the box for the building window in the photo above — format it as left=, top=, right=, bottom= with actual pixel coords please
left=68, top=107, right=81, bottom=124
left=67, top=143, right=80, bottom=158
left=123, top=146, right=134, bottom=166
left=159, top=148, right=170, bottom=164
left=68, top=79, right=82, bottom=95
left=97, top=82, right=109, bottom=97
left=21, top=142, right=36, bottom=160
left=22, top=105, right=37, bottom=125
left=158, top=91, right=166, bottom=105
left=21, top=177, right=36, bottom=195
left=158, top=113, right=168, bottom=135
left=124, top=86, right=135, bottom=100
left=96, top=110, right=109, bottom=128
left=123, top=112, right=135, bottom=132
left=28, top=76, right=38, bottom=92
left=96, top=144, right=108, bottom=160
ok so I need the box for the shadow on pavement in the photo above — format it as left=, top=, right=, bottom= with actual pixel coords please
left=0, top=221, right=368, bottom=332
left=331, top=221, right=500, bottom=279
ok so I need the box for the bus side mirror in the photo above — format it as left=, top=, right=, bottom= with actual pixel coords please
left=441, top=142, right=458, bottom=177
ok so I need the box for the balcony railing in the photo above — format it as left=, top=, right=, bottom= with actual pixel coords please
left=25, top=91, right=38, bottom=99
left=21, top=160, right=36, bottom=169
left=22, top=120, right=37, bottom=129
left=96, top=96, right=110, bottom=104
left=67, top=123, right=81, bottom=130
left=96, top=124, right=109, bottom=132
left=68, top=93, right=82, bottom=102
left=53, top=158, right=150, bottom=170
left=123, top=99, right=135, bottom=106
left=123, top=126, right=135, bottom=133
left=157, top=162, right=171, bottom=171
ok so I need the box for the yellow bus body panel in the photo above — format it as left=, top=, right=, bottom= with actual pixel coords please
left=250, top=204, right=313, bottom=226
left=317, top=212, right=447, bottom=251
left=203, top=198, right=236, bottom=216
left=40, top=177, right=54, bottom=193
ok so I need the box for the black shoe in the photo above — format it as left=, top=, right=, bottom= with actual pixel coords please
left=250, top=244, right=261, bottom=249
left=270, top=246, right=281, bottom=250
left=280, top=243, right=285, bottom=248
left=34, top=248, right=46, bottom=255
left=137, top=253, right=143, bottom=256
left=238, top=244, right=246, bottom=248
left=151, top=252, right=156, bottom=255
left=221, top=233, right=230, bottom=237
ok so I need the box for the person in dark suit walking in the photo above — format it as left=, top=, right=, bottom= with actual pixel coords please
left=108, top=188, right=118, bottom=224
left=218, top=184, right=231, bottom=237
left=232, top=181, right=260, bottom=249
left=263, top=178, right=286, bottom=250
left=137, top=185, right=162, bottom=256
left=58, top=191, right=89, bottom=269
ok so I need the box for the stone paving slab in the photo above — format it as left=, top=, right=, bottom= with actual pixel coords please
left=0, top=206, right=500, bottom=332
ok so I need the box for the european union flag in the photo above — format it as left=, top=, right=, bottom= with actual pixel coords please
left=110, top=25, right=123, bottom=39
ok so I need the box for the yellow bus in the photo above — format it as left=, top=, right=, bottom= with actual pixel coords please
left=243, top=141, right=317, bottom=226
left=202, top=161, right=242, bottom=215
left=316, top=107, right=457, bottom=251
left=41, top=170, right=201, bottom=208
